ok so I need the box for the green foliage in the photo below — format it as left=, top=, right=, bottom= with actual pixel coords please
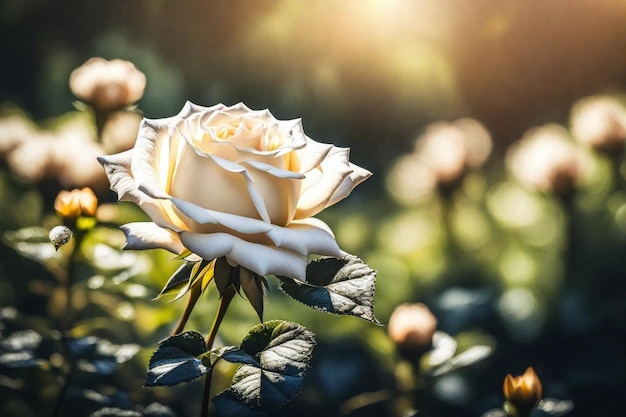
left=279, top=254, right=380, bottom=324
left=215, top=321, right=315, bottom=415
left=145, top=331, right=208, bottom=387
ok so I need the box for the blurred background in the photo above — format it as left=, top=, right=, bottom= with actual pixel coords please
left=1, top=1, right=626, bottom=416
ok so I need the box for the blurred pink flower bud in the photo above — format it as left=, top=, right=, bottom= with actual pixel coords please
left=69, top=58, right=146, bottom=111
left=100, top=111, right=142, bottom=153
left=507, top=125, right=585, bottom=197
left=388, top=303, right=437, bottom=359
left=570, top=95, right=626, bottom=155
left=414, top=118, right=492, bottom=190
left=0, top=114, right=37, bottom=157
left=6, top=132, right=55, bottom=182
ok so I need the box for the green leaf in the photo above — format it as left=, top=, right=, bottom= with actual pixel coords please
left=0, top=329, right=42, bottom=368
left=280, top=254, right=380, bottom=324
left=2, top=227, right=57, bottom=264
left=154, top=262, right=195, bottom=300
left=216, top=320, right=315, bottom=414
left=145, top=331, right=208, bottom=387
left=240, top=269, right=266, bottom=322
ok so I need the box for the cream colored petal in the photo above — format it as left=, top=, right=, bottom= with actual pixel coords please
left=296, top=137, right=334, bottom=173
left=169, top=197, right=273, bottom=234
left=131, top=118, right=173, bottom=199
left=294, top=148, right=354, bottom=219
left=241, top=160, right=305, bottom=180
left=295, top=147, right=372, bottom=219
left=97, top=151, right=184, bottom=232
left=180, top=232, right=307, bottom=280
left=325, top=162, right=372, bottom=208
left=166, top=145, right=271, bottom=223
left=121, top=222, right=184, bottom=254
left=266, top=219, right=342, bottom=257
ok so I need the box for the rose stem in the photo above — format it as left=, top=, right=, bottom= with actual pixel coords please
left=170, top=283, right=202, bottom=336
left=201, top=284, right=237, bottom=417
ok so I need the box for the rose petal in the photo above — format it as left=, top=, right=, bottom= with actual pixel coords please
left=190, top=152, right=272, bottom=223
left=131, top=118, right=173, bottom=200
left=121, top=222, right=185, bottom=254
left=294, top=149, right=354, bottom=219
left=241, top=160, right=305, bottom=180
left=296, top=137, right=334, bottom=173
left=266, top=219, right=342, bottom=257
left=169, top=197, right=273, bottom=234
left=325, top=162, right=372, bottom=207
left=295, top=147, right=372, bottom=219
left=179, top=232, right=307, bottom=280
left=97, top=151, right=186, bottom=232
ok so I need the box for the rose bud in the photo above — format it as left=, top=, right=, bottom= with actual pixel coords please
left=503, top=367, right=543, bottom=417
left=69, top=57, right=146, bottom=111
left=49, top=225, right=73, bottom=251
left=387, top=303, right=437, bottom=362
left=54, top=188, right=98, bottom=219
left=571, top=95, right=626, bottom=156
left=506, top=125, right=585, bottom=197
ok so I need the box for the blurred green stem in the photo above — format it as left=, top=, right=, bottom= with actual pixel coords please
left=441, top=194, right=459, bottom=262
left=94, top=109, right=111, bottom=143
left=51, top=228, right=85, bottom=417
left=201, top=284, right=236, bottom=417
left=559, top=195, right=576, bottom=282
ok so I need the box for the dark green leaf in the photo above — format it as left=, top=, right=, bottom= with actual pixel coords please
left=216, top=321, right=315, bottom=413
left=0, top=329, right=42, bottom=368
left=535, top=398, right=574, bottom=416
left=0, top=329, right=42, bottom=351
left=90, top=407, right=142, bottom=417
left=78, top=358, right=119, bottom=375
left=142, top=402, right=176, bottom=417
left=0, top=351, right=38, bottom=368
left=67, top=336, right=99, bottom=359
left=280, top=254, right=380, bottom=324
left=145, top=331, right=208, bottom=387
left=155, top=262, right=195, bottom=300
left=68, top=336, right=140, bottom=373
left=240, top=268, right=265, bottom=321
left=212, top=391, right=271, bottom=417
left=2, top=227, right=57, bottom=263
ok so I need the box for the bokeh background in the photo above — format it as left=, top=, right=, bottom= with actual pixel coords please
left=2, top=1, right=626, bottom=416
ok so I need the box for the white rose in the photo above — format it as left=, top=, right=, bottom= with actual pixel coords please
left=98, top=102, right=371, bottom=280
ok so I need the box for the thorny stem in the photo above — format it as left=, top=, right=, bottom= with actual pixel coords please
left=201, top=284, right=237, bottom=417
left=51, top=229, right=85, bottom=417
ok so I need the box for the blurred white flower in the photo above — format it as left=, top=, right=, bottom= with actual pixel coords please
left=100, top=111, right=142, bottom=153
left=387, top=118, right=492, bottom=204
left=69, top=57, right=146, bottom=111
left=507, top=124, right=585, bottom=196
left=6, top=132, right=55, bottom=182
left=0, top=114, right=37, bottom=157
left=570, top=94, right=626, bottom=155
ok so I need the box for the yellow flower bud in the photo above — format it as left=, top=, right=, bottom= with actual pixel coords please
left=503, top=367, right=543, bottom=416
left=54, top=188, right=98, bottom=219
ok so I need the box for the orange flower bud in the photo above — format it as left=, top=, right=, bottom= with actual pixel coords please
left=54, top=188, right=98, bottom=219
left=503, top=367, right=543, bottom=416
